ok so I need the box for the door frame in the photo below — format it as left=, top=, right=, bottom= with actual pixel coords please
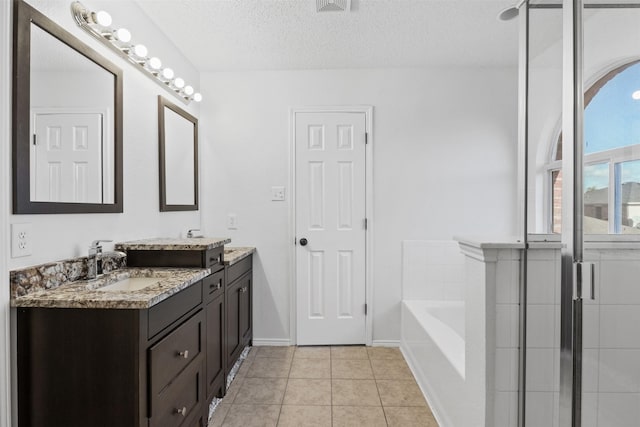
left=288, top=106, right=374, bottom=346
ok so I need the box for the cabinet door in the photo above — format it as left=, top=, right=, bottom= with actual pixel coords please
left=225, top=279, right=241, bottom=369
left=239, top=274, right=252, bottom=346
left=206, top=293, right=225, bottom=398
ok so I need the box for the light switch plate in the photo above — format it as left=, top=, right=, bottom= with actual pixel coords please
left=227, top=214, right=238, bottom=229
left=272, top=186, right=286, bottom=201
left=11, top=223, right=32, bottom=258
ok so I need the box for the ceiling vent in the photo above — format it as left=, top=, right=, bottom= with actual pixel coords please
left=316, top=0, right=351, bottom=12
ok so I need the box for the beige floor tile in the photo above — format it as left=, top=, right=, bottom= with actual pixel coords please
left=283, top=378, right=331, bottom=405
left=235, top=358, right=253, bottom=379
left=332, top=406, right=387, bottom=427
left=277, top=405, right=331, bottom=427
left=246, top=357, right=292, bottom=378
left=332, top=379, right=381, bottom=406
left=221, top=404, right=281, bottom=427
left=255, top=346, right=294, bottom=359
left=367, top=346, right=403, bottom=360
left=371, top=358, right=414, bottom=380
left=331, top=359, right=374, bottom=379
left=376, top=379, right=427, bottom=406
left=289, top=358, right=331, bottom=379
left=331, top=346, right=369, bottom=359
left=294, top=346, right=331, bottom=359
left=245, top=347, right=258, bottom=361
left=224, top=378, right=244, bottom=403
left=384, top=406, right=438, bottom=427
left=234, top=378, right=288, bottom=405
left=208, top=403, right=231, bottom=427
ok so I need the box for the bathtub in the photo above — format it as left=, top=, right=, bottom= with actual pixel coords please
left=401, top=299, right=482, bottom=427
left=403, top=300, right=465, bottom=377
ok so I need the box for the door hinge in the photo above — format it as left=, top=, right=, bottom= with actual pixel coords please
left=364, top=218, right=368, bottom=230
left=32, top=134, right=37, bottom=145
left=364, top=303, right=368, bottom=315
left=365, top=133, right=368, bottom=145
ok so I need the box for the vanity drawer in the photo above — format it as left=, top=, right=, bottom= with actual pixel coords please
left=203, top=247, right=224, bottom=269
left=150, top=357, right=203, bottom=427
left=226, top=255, right=252, bottom=286
left=149, top=281, right=202, bottom=339
left=150, top=311, right=203, bottom=396
left=203, top=269, right=224, bottom=303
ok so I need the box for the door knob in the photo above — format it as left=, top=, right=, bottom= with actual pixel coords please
left=299, top=238, right=308, bottom=246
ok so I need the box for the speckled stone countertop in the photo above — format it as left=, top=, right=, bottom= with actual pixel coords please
left=115, top=237, right=231, bottom=251
left=224, top=247, right=256, bottom=266
left=11, top=267, right=210, bottom=309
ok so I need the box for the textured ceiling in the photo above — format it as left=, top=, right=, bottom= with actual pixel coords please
left=134, top=0, right=519, bottom=71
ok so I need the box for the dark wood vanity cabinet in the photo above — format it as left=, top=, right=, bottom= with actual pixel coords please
left=125, top=248, right=253, bottom=415
left=17, top=281, right=206, bottom=427
left=226, top=264, right=252, bottom=371
left=17, top=247, right=252, bottom=427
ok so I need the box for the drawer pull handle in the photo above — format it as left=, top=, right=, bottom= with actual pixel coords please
left=175, top=407, right=187, bottom=417
left=178, top=350, right=189, bottom=359
left=210, top=280, right=222, bottom=290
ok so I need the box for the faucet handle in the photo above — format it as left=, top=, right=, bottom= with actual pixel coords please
left=187, top=229, right=201, bottom=238
left=90, top=239, right=113, bottom=250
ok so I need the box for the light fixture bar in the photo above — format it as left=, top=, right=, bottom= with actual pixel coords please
left=71, top=1, right=202, bottom=104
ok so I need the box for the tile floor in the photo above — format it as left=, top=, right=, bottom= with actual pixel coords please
left=208, top=345, right=439, bottom=427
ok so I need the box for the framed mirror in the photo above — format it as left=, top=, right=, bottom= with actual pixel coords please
left=158, top=96, right=198, bottom=212
left=13, top=0, right=123, bottom=214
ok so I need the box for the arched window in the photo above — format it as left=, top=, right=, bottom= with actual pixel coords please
left=548, top=60, right=640, bottom=234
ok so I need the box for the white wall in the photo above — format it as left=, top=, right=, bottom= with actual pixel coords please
left=199, top=68, right=519, bottom=343
left=1, top=3, right=13, bottom=427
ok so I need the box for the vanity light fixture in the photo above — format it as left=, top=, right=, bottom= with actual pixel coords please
left=632, top=90, right=640, bottom=100
left=71, top=1, right=202, bottom=104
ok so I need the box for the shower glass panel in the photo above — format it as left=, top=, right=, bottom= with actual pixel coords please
left=524, top=1, right=640, bottom=426
left=582, top=4, right=640, bottom=426
left=525, top=4, right=563, bottom=426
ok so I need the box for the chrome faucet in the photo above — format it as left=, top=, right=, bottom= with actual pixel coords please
left=87, top=239, right=112, bottom=280
left=187, top=229, right=201, bottom=238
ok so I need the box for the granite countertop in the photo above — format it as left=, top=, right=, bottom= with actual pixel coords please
left=224, top=247, right=256, bottom=266
left=11, top=267, right=210, bottom=309
left=115, top=237, right=231, bottom=251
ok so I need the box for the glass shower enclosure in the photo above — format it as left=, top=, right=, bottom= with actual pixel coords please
left=523, top=0, right=640, bottom=426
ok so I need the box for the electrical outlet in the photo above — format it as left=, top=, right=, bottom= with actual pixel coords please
left=272, top=186, right=286, bottom=201
left=11, top=223, right=32, bottom=258
left=227, top=214, right=238, bottom=230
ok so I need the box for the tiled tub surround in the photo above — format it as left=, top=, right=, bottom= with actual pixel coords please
left=209, top=345, right=439, bottom=427
left=11, top=266, right=210, bottom=309
left=400, top=238, right=523, bottom=427
left=115, top=236, right=230, bottom=251
left=10, top=251, right=126, bottom=298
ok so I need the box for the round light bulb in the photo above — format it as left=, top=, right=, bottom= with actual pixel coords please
left=132, top=44, right=148, bottom=58
left=193, top=93, right=202, bottom=102
left=174, top=78, right=185, bottom=89
left=114, top=28, right=131, bottom=43
left=148, top=57, right=162, bottom=70
left=633, top=90, right=640, bottom=100
left=94, top=10, right=112, bottom=27
left=184, top=85, right=194, bottom=96
left=162, top=68, right=174, bottom=80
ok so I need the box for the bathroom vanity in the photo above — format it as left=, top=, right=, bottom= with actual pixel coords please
left=12, top=238, right=254, bottom=427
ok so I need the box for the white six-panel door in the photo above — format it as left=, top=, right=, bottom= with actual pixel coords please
left=32, top=112, right=103, bottom=203
left=295, top=111, right=367, bottom=345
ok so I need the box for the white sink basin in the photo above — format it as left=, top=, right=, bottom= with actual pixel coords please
left=96, top=277, right=162, bottom=292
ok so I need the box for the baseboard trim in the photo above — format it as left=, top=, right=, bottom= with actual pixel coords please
left=252, top=338, right=292, bottom=347
left=371, top=340, right=400, bottom=347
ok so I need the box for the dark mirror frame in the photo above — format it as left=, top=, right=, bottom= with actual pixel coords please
left=158, top=96, right=199, bottom=212
left=12, top=0, right=123, bottom=214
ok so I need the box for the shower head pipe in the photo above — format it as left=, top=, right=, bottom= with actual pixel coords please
left=498, top=0, right=527, bottom=21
